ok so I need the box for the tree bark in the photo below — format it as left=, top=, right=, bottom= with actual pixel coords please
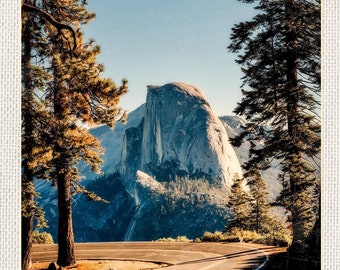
left=57, top=170, right=76, bottom=266
left=22, top=17, right=35, bottom=270
left=51, top=47, right=77, bottom=266
left=22, top=178, right=34, bottom=270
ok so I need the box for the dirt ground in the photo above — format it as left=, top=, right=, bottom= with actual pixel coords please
left=31, top=260, right=169, bottom=270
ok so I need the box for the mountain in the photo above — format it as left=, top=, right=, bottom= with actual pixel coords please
left=38, top=82, right=270, bottom=242
left=119, top=83, right=242, bottom=198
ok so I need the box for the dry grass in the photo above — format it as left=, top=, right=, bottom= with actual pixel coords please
left=31, top=260, right=169, bottom=270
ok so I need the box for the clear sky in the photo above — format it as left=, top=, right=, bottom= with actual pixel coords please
left=83, top=0, right=257, bottom=116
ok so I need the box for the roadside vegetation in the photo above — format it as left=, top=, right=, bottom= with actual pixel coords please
left=201, top=229, right=291, bottom=247
left=31, top=230, right=54, bottom=244
left=156, top=229, right=290, bottom=247
left=155, top=236, right=192, bottom=242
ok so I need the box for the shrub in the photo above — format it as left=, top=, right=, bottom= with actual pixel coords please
left=194, top=238, right=202, bottom=243
left=201, top=231, right=226, bottom=242
left=223, top=234, right=242, bottom=242
left=202, top=227, right=291, bottom=246
left=32, top=230, right=54, bottom=244
left=240, top=230, right=261, bottom=243
left=155, top=237, right=176, bottom=242
left=256, top=232, right=292, bottom=247
left=155, top=236, right=192, bottom=242
left=224, top=228, right=261, bottom=243
left=175, top=235, right=191, bottom=242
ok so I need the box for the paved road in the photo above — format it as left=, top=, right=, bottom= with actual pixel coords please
left=32, top=242, right=283, bottom=270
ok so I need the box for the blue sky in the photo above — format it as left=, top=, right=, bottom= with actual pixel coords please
left=83, top=0, right=257, bottom=116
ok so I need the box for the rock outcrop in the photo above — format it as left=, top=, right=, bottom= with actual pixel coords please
left=119, top=83, right=242, bottom=197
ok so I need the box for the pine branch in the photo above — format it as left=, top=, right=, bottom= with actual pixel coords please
left=22, top=3, right=77, bottom=50
left=71, top=182, right=109, bottom=204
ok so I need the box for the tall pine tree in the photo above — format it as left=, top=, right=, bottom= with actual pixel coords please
left=22, top=16, right=39, bottom=270
left=22, top=0, right=127, bottom=267
left=48, top=36, right=127, bottom=267
left=228, top=0, right=320, bottom=255
left=22, top=2, right=58, bottom=268
left=43, top=1, right=127, bottom=266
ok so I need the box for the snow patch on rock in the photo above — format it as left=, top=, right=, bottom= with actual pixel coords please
left=136, top=170, right=164, bottom=193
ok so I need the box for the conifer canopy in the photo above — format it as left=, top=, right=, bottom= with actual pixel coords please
left=228, top=0, right=320, bottom=256
left=22, top=0, right=127, bottom=268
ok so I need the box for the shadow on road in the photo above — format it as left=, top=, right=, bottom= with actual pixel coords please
left=247, top=251, right=321, bottom=270
left=241, top=256, right=267, bottom=270
left=173, top=246, right=275, bottom=268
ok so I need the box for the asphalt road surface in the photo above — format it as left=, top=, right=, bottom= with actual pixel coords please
left=32, top=242, right=282, bottom=270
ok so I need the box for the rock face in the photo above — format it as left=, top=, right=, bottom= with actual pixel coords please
left=120, top=83, right=242, bottom=196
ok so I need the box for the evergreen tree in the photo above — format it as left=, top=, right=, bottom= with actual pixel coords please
left=228, top=0, right=320, bottom=255
left=225, top=175, right=251, bottom=231
left=22, top=18, right=39, bottom=270
left=22, top=3, right=55, bottom=268
left=246, top=168, right=273, bottom=234
left=48, top=38, right=126, bottom=267
left=22, top=0, right=127, bottom=267
left=43, top=2, right=127, bottom=266
left=226, top=172, right=278, bottom=235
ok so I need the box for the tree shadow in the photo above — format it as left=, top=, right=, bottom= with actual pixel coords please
left=241, top=256, right=267, bottom=269
left=173, top=246, right=277, bottom=269
left=251, top=251, right=321, bottom=270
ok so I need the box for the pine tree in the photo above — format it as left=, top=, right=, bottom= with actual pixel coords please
left=228, top=0, right=320, bottom=255
left=22, top=0, right=127, bottom=267
left=22, top=18, right=38, bottom=270
left=22, top=1, right=80, bottom=268
left=226, top=172, right=276, bottom=235
left=246, top=168, right=273, bottom=234
left=47, top=40, right=126, bottom=266
left=225, top=175, right=251, bottom=231
left=22, top=4, right=54, bottom=268
left=41, top=2, right=127, bottom=266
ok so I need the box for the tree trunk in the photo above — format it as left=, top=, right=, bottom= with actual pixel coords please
left=57, top=171, right=76, bottom=266
left=52, top=49, right=76, bottom=266
left=21, top=177, right=34, bottom=270
left=285, top=0, right=308, bottom=253
left=22, top=17, right=35, bottom=270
